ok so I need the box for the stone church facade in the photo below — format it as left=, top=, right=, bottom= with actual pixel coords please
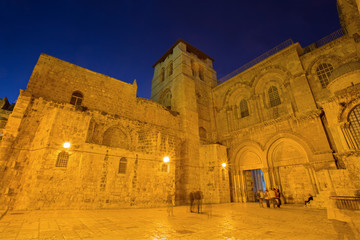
left=1, top=0, right=360, bottom=210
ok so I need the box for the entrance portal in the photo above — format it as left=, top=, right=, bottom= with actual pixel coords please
left=244, top=169, right=266, bottom=202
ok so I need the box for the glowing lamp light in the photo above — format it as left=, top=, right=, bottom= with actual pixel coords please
left=63, top=142, right=71, bottom=149
left=163, top=156, right=170, bottom=163
left=222, top=163, right=227, bottom=168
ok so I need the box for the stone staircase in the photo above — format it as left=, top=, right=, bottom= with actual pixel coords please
left=308, top=191, right=330, bottom=209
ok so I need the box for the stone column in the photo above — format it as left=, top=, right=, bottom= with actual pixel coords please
left=262, top=168, right=271, bottom=190
left=305, top=164, right=318, bottom=194
left=240, top=170, right=246, bottom=202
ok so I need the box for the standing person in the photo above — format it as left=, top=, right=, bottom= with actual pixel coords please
left=275, top=188, right=281, bottom=208
left=167, top=192, right=174, bottom=216
left=189, top=190, right=195, bottom=212
left=268, top=188, right=276, bottom=208
left=195, top=190, right=203, bottom=213
left=264, top=190, right=270, bottom=208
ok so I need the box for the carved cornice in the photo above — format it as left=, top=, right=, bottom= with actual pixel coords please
left=219, top=109, right=322, bottom=141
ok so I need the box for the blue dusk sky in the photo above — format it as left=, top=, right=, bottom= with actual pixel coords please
left=1, top=0, right=341, bottom=103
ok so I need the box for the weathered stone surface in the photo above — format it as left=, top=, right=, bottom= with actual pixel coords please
left=1, top=0, right=360, bottom=210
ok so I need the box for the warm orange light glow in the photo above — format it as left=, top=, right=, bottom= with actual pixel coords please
left=163, top=156, right=170, bottom=163
left=63, top=142, right=71, bottom=149
left=222, top=163, right=227, bottom=168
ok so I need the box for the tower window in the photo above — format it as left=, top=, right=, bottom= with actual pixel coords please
left=199, top=66, right=204, bottom=80
left=118, top=157, right=127, bottom=174
left=199, top=127, right=207, bottom=139
left=56, top=151, right=69, bottom=168
left=167, top=61, right=173, bottom=76
left=268, top=86, right=281, bottom=107
left=70, top=91, right=83, bottom=106
left=159, top=67, right=165, bottom=82
left=349, top=104, right=360, bottom=148
left=316, top=63, right=334, bottom=88
left=240, top=99, right=249, bottom=117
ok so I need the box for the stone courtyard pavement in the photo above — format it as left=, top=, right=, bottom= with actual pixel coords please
left=0, top=203, right=349, bottom=240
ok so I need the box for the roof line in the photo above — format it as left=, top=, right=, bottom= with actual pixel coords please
left=152, top=39, right=214, bottom=68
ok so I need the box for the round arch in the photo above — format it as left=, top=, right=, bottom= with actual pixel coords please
left=102, top=125, right=130, bottom=149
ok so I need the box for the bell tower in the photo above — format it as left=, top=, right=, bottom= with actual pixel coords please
left=151, top=39, right=218, bottom=203
left=337, top=0, right=360, bottom=36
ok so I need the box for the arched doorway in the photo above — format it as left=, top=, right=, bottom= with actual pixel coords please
left=232, top=144, right=266, bottom=203
left=267, top=138, right=315, bottom=203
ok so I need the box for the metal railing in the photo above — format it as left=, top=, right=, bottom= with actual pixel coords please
left=303, top=28, right=346, bottom=54
left=218, top=39, right=294, bottom=84
left=330, top=196, right=360, bottom=210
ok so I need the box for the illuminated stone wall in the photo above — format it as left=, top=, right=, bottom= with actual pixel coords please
left=0, top=55, right=185, bottom=210
left=1, top=0, right=359, bottom=210
left=212, top=30, right=360, bottom=203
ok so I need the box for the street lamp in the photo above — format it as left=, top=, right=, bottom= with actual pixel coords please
left=63, top=142, right=71, bottom=149
left=163, top=156, right=170, bottom=163
left=222, top=162, right=227, bottom=168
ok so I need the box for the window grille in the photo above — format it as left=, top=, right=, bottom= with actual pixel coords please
left=70, top=91, right=83, bottom=106
left=118, top=157, right=127, bottom=174
left=349, top=104, right=360, bottom=148
left=161, top=163, right=168, bottom=172
left=56, top=151, right=69, bottom=167
left=268, top=86, right=281, bottom=107
left=240, top=99, right=249, bottom=117
left=160, top=67, right=165, bottom=81
left=316, top=63, right=334, bottom=88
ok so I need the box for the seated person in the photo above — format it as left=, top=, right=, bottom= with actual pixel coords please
left=305, top=194, right=313, bottom=206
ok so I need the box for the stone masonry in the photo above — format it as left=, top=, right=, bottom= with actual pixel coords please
left=0, top=0, right=360, bottom=210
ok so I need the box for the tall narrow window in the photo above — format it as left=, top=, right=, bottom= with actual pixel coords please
left=316, top=63, right=334, bottom=88
left=167, top=61, right=173, bottom=76
left=240, top=99, right=249, bottom=118
left=159, top=67, right=165, bottom=82
left=56, top=151, right=69, bottom=168
left=191, top=60, right=196, bottom=77
left=118, top=157, right=127, bottom=174
left=199, top=127, right=207, bottom=139
left=70, top=91, right=83, bottom=106
left=349, top=104, right=360, bottom=148
left=268, top=86, right=281, bottom=107
left=199, top=66, right=204, bottom=80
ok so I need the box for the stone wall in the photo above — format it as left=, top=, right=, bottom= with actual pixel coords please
left=0, top=80, right=184, bottom=210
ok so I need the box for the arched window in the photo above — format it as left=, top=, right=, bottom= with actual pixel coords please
left=56, top=151, right=69, bottom=168
left=118, top=157, right=127, bottom=174
left=240, top=99, right=249, bottom=118
left=316, top=63, right=334, bottom=88
left=159, top=67, right=165, bottom=82
left=199, top=127, right=207, bottom=139
left=102, top=126, right=129, bottom=149
left=167, top=61, right=173, bottom=76
left=268, top=86, right=281, bottom=107
left=191, top=60, right=196, bottom=77
left=199, top=65, right=204, bottom=80
left=70, top=91, right=83, bottom=106
left=159, top=89, right=172, bottom=108
left=349, top=104, right=360, bottom=148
